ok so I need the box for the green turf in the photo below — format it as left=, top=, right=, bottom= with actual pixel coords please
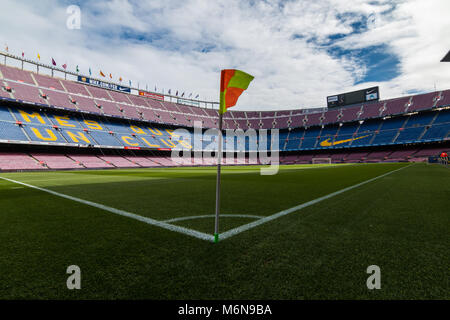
left=0, top=163, right=448, bottom=299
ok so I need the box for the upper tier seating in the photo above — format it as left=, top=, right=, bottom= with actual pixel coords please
left=0, top=65, right=35, bottom=84
left=34, top=73, right=65, bottom=91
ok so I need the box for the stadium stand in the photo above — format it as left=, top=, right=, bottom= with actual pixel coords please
left=0, top=63, right=449, bottom=170
left=31, top=153, right=83, bottom=169
left=67, top=154, right=114, bottom=168
left=98, top=155, right=140, bottom=168
left=0, top=152, right=45, bottom=170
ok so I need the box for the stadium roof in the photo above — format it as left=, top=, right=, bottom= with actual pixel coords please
left=441, top=50, right=450, bottom=62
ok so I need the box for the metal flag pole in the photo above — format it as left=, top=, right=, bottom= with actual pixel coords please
left=213, top=68, right=253, bottom=243
left=214, top=112, right=223, bottom=243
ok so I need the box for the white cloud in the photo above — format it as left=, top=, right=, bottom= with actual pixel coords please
left=0, top=0, right=449, bottom=111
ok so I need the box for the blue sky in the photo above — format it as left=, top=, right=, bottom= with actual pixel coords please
left=0, top=0, right=449, bottom=110
left=326, top=44, right=401, bottom=83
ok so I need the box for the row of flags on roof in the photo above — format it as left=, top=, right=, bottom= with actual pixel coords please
left=3, top=43, right=201, bottom=99
left=167, top=89, right=200, bottom=99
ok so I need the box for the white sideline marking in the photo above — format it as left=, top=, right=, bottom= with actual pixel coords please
left=219, top=164, right=414, bottom=240
left=0, top=176, right=214, bottom=242
left=163, top=214, right=263, bottom=223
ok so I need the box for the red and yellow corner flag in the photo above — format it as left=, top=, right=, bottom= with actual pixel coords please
left=219, top=69, right=254, bottom=114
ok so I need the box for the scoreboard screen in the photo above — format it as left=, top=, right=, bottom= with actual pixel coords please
left=327, top=86, right=379, bottom=108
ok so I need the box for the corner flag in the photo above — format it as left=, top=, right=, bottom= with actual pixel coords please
left=214, top=69, right=254, bottom=243
left=219, top=69, right=254, bottom=114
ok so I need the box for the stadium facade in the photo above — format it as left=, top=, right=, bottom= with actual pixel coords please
left=0, top=61, right=449, bottom=171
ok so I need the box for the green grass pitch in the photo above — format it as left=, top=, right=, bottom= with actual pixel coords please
left=0, top=163, right=448, bottom=299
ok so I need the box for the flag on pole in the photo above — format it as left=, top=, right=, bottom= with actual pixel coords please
left=22, top=51, right=24, bottom=58
left=5, top=44, right=8, bottom=52
left=219, top=69, right=254, bottom=114
left=119, top=76, right=122, bottom=82
left=37, top=53, right=41, bottom=61
left=214, top=69, right=253, bottom=243
left=89, top=67, right=92, bottom=76
left=168, top=89, right=171, bottom=95
left=62, top=63, right=67, bottom=70
left=129, top=80, right=132, bottom=86
left=76, top=65, right=79, bottom=73
left=195, top=94, right=199, bottom=98
left=99, top=70, right=105, bottom=77
left=52, top=58, right=57, bottom=66
left=109, top=73, right=112, bottom=79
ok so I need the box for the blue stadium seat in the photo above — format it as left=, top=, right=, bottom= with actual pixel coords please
left=336, top=123, right=358, bottom=137
left=0, top=102, right=448, bottom=152
left=22, top=124, right=67, bottom=143
left=300, top=127, right=320, bottom=150
left=379, top=117, right=407, bottom=130
left=0, top=106, right=15, bottom=121
left=60, top=129, right=95, bottom=145
left=104, top=121, right=134, bottom=134
left=0, top=121, right=29, bottom=141
left=300, top=137, right=318, bottom=149
left=48, top=114, right=84, bottom=128
left=357, top=119, right=381, bottom=134
left=405, top=113, right=435, bottom=127
left=433, top=109, right=450, bottom=124
left=371, top=130, right=397, bottom=145
left=10, top=107, right=51, bottom=126
left=89, top=131, right=123, bottom=146
left=285, top=139, right=301, bottom=150
left=420, top=123, right=450, bottom=141
left=316, top=125, right=339, bottom=149
left=395, top=127, right=426, bottom=143
left=350, top=133, right=374, bottom=147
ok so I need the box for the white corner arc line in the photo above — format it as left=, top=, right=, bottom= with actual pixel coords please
left=0, top=176, right=214, bottom=242
left=219, top=164, right=414, bottom=241
left=163, top=214, right=264, bottom=223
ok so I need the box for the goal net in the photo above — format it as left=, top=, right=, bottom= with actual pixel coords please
left=428, top=155, right=448, bottom=166
left=312, top=158, right=332, bottom=164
